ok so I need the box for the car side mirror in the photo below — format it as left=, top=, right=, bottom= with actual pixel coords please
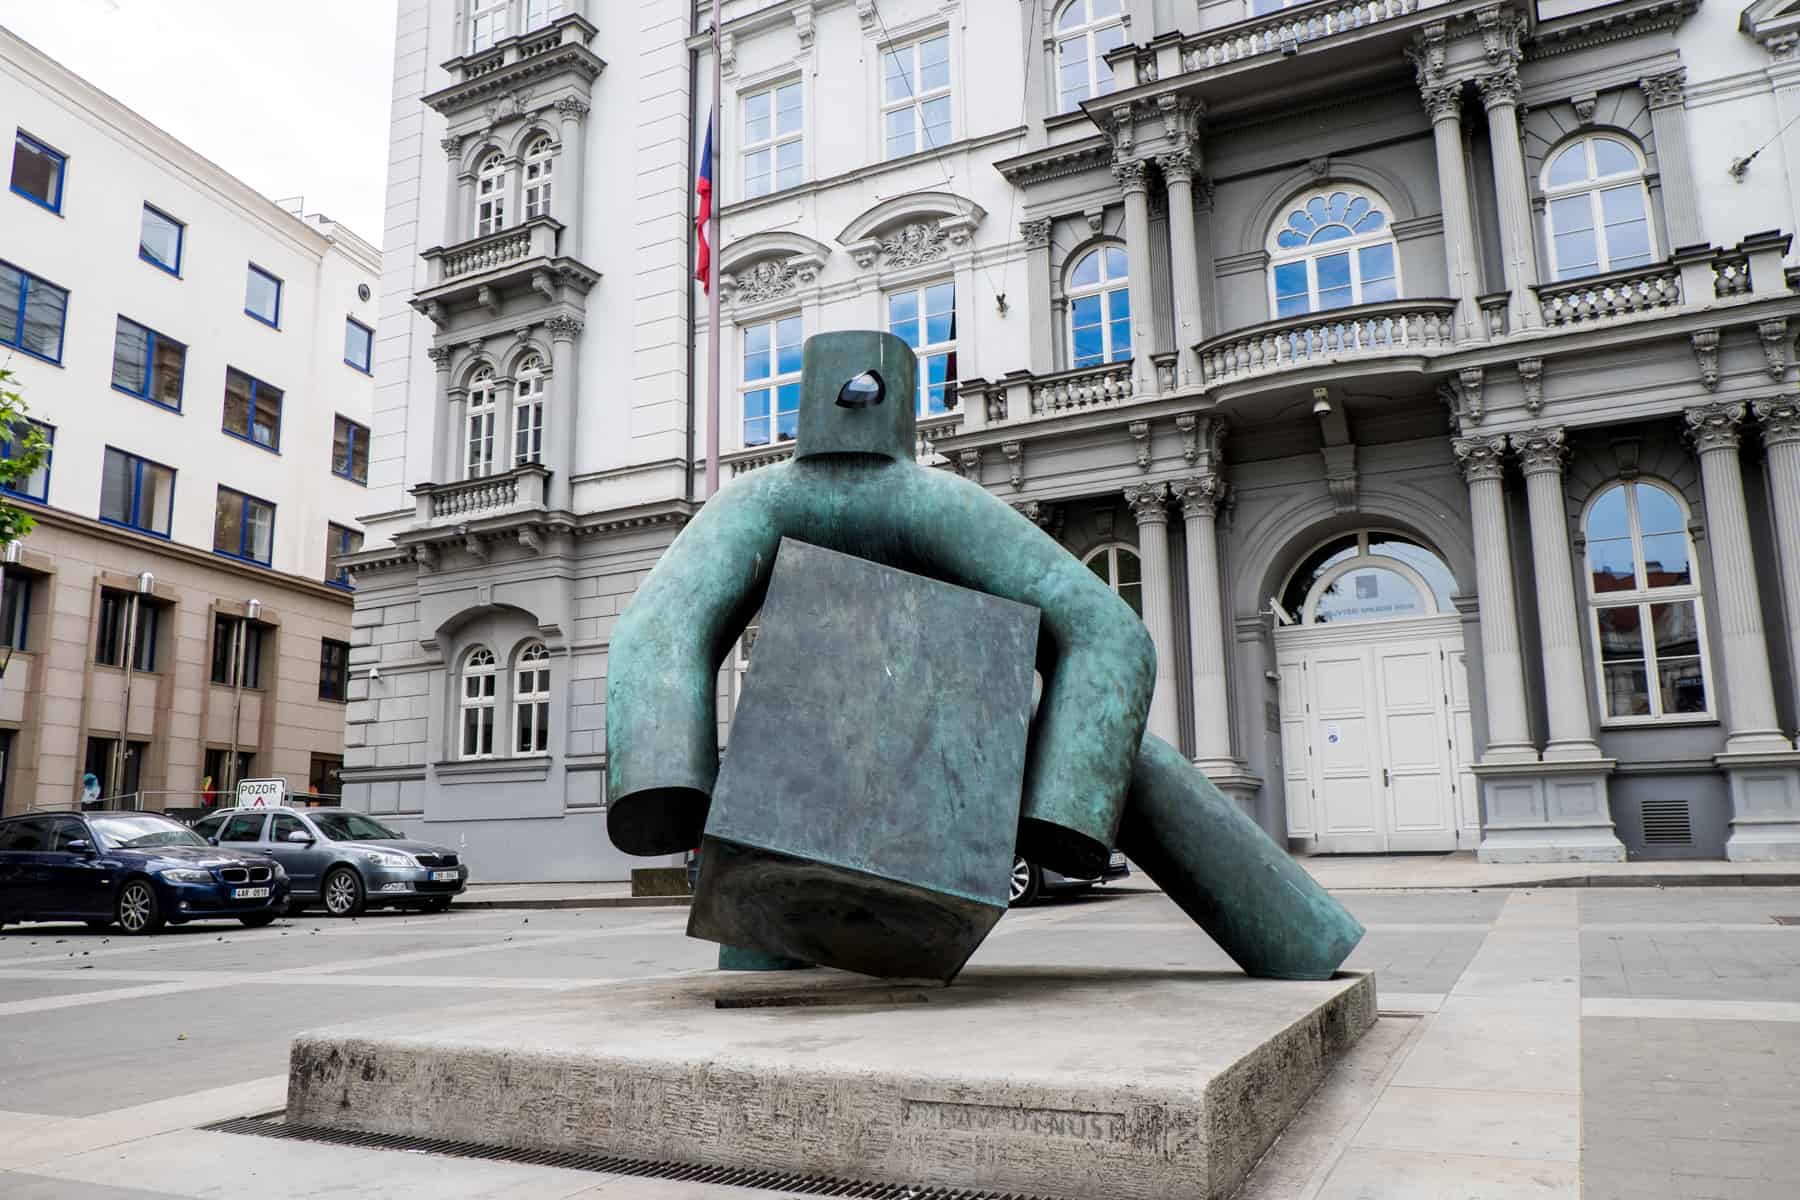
left=285, top=830, right=315, bottom=844
left=65, top=839, right=94, bottom=854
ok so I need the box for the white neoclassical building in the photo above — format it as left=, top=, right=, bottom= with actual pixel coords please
left=349, top=0, right=1800, bottom=880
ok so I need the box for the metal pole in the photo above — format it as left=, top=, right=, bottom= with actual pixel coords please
left=227, top=614, right=246, bottom=795
left=704, top=0, right=722, bottom=499
left=113, top=592, right=140, bottom=806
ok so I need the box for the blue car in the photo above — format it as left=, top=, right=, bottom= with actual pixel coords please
left=0, top=810, right=289, bottom=935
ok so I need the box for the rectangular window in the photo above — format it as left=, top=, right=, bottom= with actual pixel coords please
left=99, top=447, right=175, bottom=537
left=882, top=34, right=952, bottom=160
left=470, top=0, right=509, bottom=51
left=740, top=315, right=802, bottom=448
left=214, top=486, right=275, bottom=566
left=244, top=264, right=282, bottom=327
left=326, top=522, right=363, bottom=589
left=11, top=131, right=64, bottom=212
left=210, top=614, right=265, bottom=688
left=743, top=80, right=803, bottom=199
left=319, top=638, right=350, bottom=702
left=525, top=0, right=563, bottom=31
left=0, top=259, right=69, bottom=363
left=223, top=367, right=283, bottom=451
left=87, top=737, right=148, bottom=799
left=95, top=590, right=158, bottom=672
left=203, top=747, right=254, bottom=796
left=1, top=571, right=30, bottom=651
left=332, top=416, right=369, bottom=483
left=139, top=205, right=184, bottom=274
left=308, top=753, right=344, bottom=797
left=887, top=281, right=958, bottom=415
left=111, top=316, right=186, bottom=410
left=0, top=419, right=52, bottom=503
left=344, top=318, right=373, bottom=373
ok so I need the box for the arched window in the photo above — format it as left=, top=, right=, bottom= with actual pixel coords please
left=1584, top=481, right=1709, bottom=721
left=1083, top=543, right=1142, bottom=617
left=465, top=366, right=497, bottom=478
left=1269, top=188, right=1398, bottom=317
left=476, top=151, right=508, bottom=236
left=513, top=353, right=547, bottom=466
left=1068, top=245, right=1131, bottom=368
left=1055, top=0, right=1127, bottom=112
left=514, top=643, right=550, bottom=756
left=1542, top=134, right=1654, bottom=281
left=460, top=647, right=498, bottom=759
left=521, top=135, right=554, bottom=220
left=1277, top=531, right=1456, bottom=626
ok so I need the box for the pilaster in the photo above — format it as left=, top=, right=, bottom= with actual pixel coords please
left=1176, top=472, right=1233, bottom=772
left=1476, top=69, right=1544, bottom=332
left=547, top=315, right=583, bottom=510
left=1021, top=218, right=1054, bottom=376
left=1640, top=69, right=1703, bottom=250
left=1421, top=82, right=1486, bottom=344
left=554, top=97, right=590, bottom=259
left=1453, top=434, right=1534, bottom=762
left=1124, top=481, right=1178, bottom=742
left=427, top=346, right=456, bottom=486
left=1756, top=397, right=1800, bottom=725
left=1114, top=157, right=1162, bottom=398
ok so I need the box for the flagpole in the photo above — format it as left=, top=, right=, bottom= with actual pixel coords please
left=704, top=0, right=723, bottom=499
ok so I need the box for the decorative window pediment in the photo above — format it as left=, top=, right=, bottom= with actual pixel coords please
left=837, top=191, right=986, bottom=270
left=1742, top=0, right=1800, bottom=49
left=717, top=231, right=832, bottom=306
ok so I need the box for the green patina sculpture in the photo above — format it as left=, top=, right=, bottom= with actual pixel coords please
left=606, top=330, right=1365, bottom=981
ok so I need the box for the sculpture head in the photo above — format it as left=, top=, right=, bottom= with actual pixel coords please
left=794, top=330, right=918, bottom=463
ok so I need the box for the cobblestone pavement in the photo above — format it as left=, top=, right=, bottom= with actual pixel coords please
left=0, top=885, right=1795, bottom=1197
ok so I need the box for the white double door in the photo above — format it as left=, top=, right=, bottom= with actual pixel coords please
left=1277, top=615, right=1476, bottom=853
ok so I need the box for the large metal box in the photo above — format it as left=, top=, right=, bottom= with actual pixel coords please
left=687, top=538, right=1039, bottom=981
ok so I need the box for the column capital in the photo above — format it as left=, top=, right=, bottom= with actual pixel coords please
left=545, top=314, right=584, bottom=342
left=1421, top=82, right=1463, bottom=123
left=425, top=345, right=456, bottom=369
left=1019, top=217, right=1052, bottom=249
left=440, top=135, right=465, bottom=161
left=1453, top=434, right=1508, bottom=483
left=1112, top=157, right=1151, bottom=196
left=1123, top=481, right=1170, bottom=525
left=555, top=96, right=591, bottom=121
left=1174, top=474, right=1226, bottom=519
left=1156, top=150, right=1196, bottom=186
left=1685, top=401, right=1747, bottom=453
left=1753, top=396, right=1800, bottom=446
left=1639, top=67, right=1687, bottom=110
left=1510, top=427, right=1569, bottom=477
left=1475, top=68, right=1522, bottom=110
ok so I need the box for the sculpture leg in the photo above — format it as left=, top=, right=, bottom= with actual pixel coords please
left=719, top=944, right=814, bottom=971
left=1116, top=735, right=1365, bottom=980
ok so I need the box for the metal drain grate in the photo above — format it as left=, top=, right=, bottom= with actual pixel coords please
left=202, top=1113, right=1048, bottom=1198
left=1640, top=797, right=1693, bottom=845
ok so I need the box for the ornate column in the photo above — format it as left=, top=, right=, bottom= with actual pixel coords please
left=1176, top=473, right=1232, bottom=768
left=1158, top=149, right=1207, bottom=390
left=1687, top=403, right=1789, bottom=751
left=554, top=98, right=589, bottom=259
left=1124, top=482, right=1178, bottom=742
left=1423, top=83, right=1486, bottom=344
left=427, top=346, right=455, bottom=485
left=1756, top=397, right=1800, bottom=720
left=445, top=384, right=469, bottom=483
left=547, top=315, right=583, bottom=511
left=440, top=137, right=466, bottom=246
left=1115, top=158, right=1162, bottom=398
left=1477, top=69, right=1544, bottom=332
left=1513, top=429, right=1601, bottom=758
left=1020, top=217, right=1055, bottom=376
left=1453, top=435, right=1534, bottom=760
left=1641, top=69, right=1703, bottom=249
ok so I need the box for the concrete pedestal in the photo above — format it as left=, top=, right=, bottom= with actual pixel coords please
left=1721, top=751, right=1800, bottom=861
left=1475, top=759, right=1626, bottom=863
left=287, top=966, right=1376, bottom=1200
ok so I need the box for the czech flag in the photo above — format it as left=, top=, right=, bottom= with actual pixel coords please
left=694, top=115, right=714, bottom=293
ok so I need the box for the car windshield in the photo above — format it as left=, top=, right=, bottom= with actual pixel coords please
left=310, top=812, right=403, bottom=841
left=88, top=814, right=208, bottom=851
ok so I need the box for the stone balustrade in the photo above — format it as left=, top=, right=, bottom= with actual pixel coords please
left=412, top=464, right=549, bottom=524
left=1198, top=299, right=1456, bottom=385
left=721, top=413, right=965, bottom=479
left=1713, top=251, right=1752, bottom=299
left=1020, top=361, right=1137, bottom=420
left=453, top=16, right=584, bottom=83
left=1181, top=0, right=1420, bottom=70
left=428, top=218, right=565, bottom=287
left=1535, top=264, right=1683, bottom=328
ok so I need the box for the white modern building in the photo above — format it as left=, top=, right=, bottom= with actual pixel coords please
left=0, top=28, right=379, bottom=814
left=352, top=0, right=1800, bottom=880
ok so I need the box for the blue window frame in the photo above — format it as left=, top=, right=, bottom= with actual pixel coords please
left=10, top=131, right=64, bottom=213
left=111, top=316, right=186, bottom=411
left=99, top=447, right=176, bottom=537
left=139, top=205, right=184, bottom=275
left=326, top=522, right=363, bottom=590
left=214, top=485, right=275, bottom=566
left=332, top=415, right=369, bottom=484
left=222, top=367, right=282, bottom=451
left=0, top=419, right=52, bottom=503
left=0, top=259, right=69, bottom=364
left=244, top=264, right=281, bottom=327
left=319, top=638, right=350, bottom=701
left=344, top=318, right=373, bottom=373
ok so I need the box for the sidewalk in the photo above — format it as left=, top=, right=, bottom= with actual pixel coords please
left=458, top=851, right=1800, bottom=909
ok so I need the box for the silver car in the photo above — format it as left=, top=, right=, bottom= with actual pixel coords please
left=191, top=807, right=468, bottom=917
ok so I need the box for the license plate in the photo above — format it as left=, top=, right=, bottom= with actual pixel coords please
left=431, top=870, right=459, bottom=882
left=1109, top=852, right=1127, bottom=868
left=233, top=886, right=271, bottom=899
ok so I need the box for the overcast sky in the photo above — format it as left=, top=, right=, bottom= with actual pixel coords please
left=2, top=0, right=397, bottom=242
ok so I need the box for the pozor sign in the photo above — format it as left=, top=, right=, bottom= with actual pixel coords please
left=235, top=778, right=287, bottom=808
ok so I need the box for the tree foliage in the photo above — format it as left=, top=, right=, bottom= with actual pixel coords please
left=0, top=366, right=50, bottom=544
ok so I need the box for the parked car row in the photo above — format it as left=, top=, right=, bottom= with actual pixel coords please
left=0, top=807, right=468, bottom=934
left=684, top=844, right=1130, bottom=907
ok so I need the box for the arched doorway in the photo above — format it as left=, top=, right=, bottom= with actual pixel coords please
left=1272, top=531, right=1476, bottom=852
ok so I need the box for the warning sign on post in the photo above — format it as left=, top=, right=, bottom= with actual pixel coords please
left=235, top=778, right=287, bottom=808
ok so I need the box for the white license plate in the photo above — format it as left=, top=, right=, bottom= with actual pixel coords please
left=1109, top=853, right=1127, bottom=868
left=431, top=870, right=459, bottom=882
left=233, top=886, right=271, bottom=900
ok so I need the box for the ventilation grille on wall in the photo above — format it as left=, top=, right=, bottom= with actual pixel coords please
left=1641, top=797, right=1693, bottom=845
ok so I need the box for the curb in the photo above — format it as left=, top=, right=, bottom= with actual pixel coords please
left=1320, top=873, right=1800, bottom=891
left=455, top=895, right=693, bottom=910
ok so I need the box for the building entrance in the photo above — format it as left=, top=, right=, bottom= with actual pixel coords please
left=1272, top=532, right=1477, bottom=853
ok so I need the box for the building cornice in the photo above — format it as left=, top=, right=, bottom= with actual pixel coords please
left=720, top=126, right=1026, bottom=221
left=994, top=137, right=1112, bottom=188
left=1527, top=0, right=1698, bottom=60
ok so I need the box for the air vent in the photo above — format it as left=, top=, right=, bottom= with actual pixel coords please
left=1641, top=797, right=1693, bottom=845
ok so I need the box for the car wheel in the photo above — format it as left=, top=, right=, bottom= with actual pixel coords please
left=238, top=912, right=278, bottom=928
left=85, top=919, right=113, bottom=931
left=116, top=879, right=165, bottom=935
left=421, top=896, right=452, bottom=914
left=1008, top=856, right=1041, bottom=907
left=322, top=868, right=366, bottom=918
